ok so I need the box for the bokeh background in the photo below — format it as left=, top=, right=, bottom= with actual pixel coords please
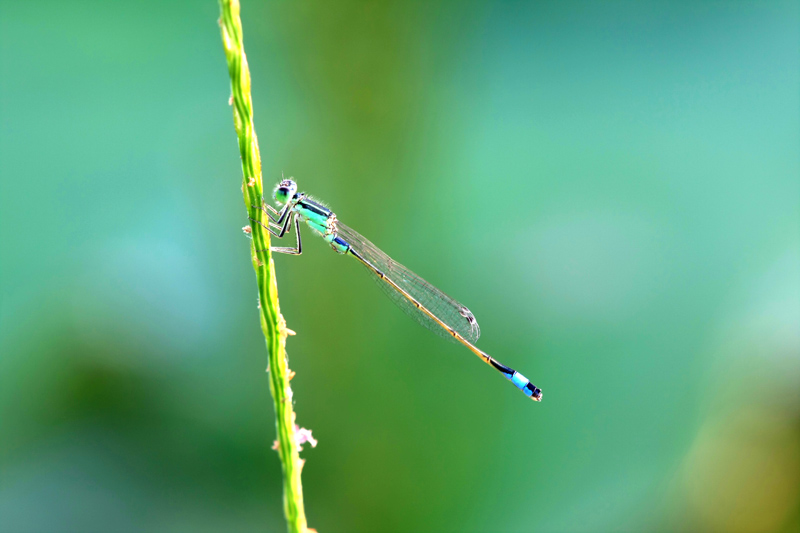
left=1, top=1, right=799, bottom=532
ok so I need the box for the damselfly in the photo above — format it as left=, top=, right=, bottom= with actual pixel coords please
left=251, top=179, right=542, bottom=401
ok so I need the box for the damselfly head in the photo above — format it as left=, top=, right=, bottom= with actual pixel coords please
left=274, top=179, right=298, bottom=205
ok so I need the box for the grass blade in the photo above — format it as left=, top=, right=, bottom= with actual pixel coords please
left=218, top=2, right=310, bottom=531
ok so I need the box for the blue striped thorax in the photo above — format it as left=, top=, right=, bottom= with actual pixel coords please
left=294, top=196, right=333, bottom=237
left=295, top=197, right=331, bottom=229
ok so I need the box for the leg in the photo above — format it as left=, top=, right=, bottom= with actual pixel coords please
left=250, top=208, right=294, bottom=238
left=270, top=215, right=303, bottom=255
left=265, top=203, right=285, bottom=223
left=250, top=217, right=283, bottom=234
left=252, top=201, right=290, bottom=224
left=250, top=217, right=280, bottom=237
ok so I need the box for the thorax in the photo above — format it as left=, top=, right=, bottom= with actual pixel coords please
left=293, top=196, right=335, bottom=236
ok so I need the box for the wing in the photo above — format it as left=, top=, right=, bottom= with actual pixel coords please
left=336, top=222, right=481, bottom=344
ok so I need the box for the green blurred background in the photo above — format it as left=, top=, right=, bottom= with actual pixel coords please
left=1, top=1, right=799, bottom=531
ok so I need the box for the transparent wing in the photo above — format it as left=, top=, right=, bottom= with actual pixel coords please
left=336, top=222, right=480, bottom=344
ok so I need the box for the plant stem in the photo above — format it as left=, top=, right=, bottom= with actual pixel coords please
left=218, top=2, right=309, bottom=531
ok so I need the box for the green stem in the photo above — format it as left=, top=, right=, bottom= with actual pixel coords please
left=218, top=2, right=309, bottom=532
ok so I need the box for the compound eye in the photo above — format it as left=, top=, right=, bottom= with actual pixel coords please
left=274, top=187, right=290, bottom=203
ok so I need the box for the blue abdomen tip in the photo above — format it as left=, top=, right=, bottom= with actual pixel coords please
left=510, top=371, right=529, bottom=390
